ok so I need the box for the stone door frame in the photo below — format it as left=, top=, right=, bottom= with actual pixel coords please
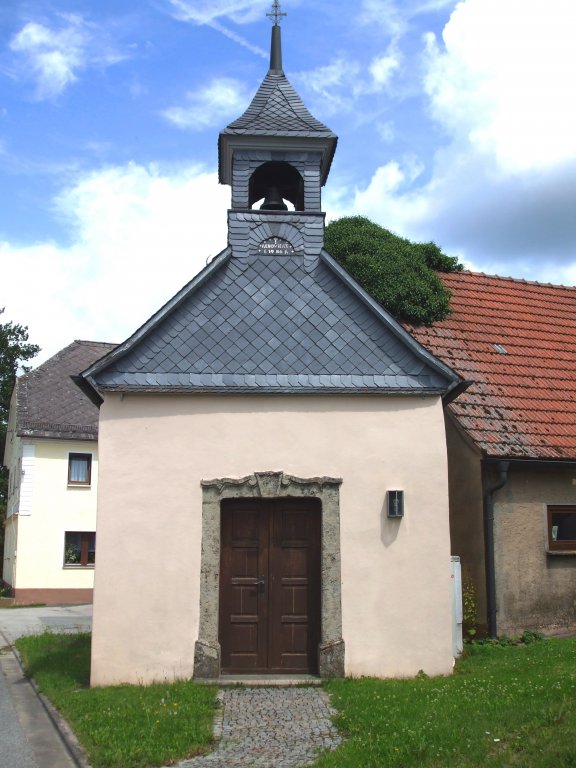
left=193, top=470, right=345, bottom=679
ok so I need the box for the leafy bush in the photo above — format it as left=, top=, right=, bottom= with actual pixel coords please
left=462, top=577, right=478, bottom=641
left=324, top=216, right=462, bottom=325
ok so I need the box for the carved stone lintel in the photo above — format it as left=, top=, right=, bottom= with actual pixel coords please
left=319, top=638, right=345, bottom=678
left=201, top=471, right=342, bottom=497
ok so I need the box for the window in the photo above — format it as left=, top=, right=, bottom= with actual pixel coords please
left=548, top=506, right=576, bottom=552
left=64, top=532, right=96, bottom=566
left=68, top=453, right=92, bottom=485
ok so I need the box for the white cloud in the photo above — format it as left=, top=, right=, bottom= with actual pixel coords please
left=166, top=0, right=268, bottom=58
left=1, top=164, right=230, bottom=364
left=9, top=14, right=127, bottom=99
left=167, top=0, right=267, bottom=25
left=326, top=147, right=576, bottom=281
left=296, top=40, right=401, bottom=118
left=294, top=58, right=362, bottom=116
left=358, top=0, right=406, bottom=37
left=323, top=0, right=576, bottom=282
left=163, top=78, right=250, bottom=130
left=369, top=52, right=400, bottom=89
left=10, top=18, right=86, bottom=98
left=423, top=0, right=576, bottom=172
left=376, top=120, right=395, bottom=143
left=357, top=0, right=458, bottom=36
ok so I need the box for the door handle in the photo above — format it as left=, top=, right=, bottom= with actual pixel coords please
left=256, top=575, right=266, bottom=594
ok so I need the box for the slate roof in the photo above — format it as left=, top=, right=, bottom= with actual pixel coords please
left=14, top=340, right=116, bottom=441
left=218, top=25, right=337, bottom=185
left=222, top=69, right=336, bottom=139
left=405, top=271, right=576, bottom=461
left=85, top=251, right=459, bottom=396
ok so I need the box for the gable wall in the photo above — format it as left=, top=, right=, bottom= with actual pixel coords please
left=493, top=466, right=576, bottom=635
left=91, top=392, right=455, bottom=686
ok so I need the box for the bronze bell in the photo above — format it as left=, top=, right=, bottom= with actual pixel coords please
left=260, top=186, right=288, bottom=211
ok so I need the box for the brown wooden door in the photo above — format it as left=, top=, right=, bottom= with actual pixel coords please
left=219, top=498, right=321, bottom=674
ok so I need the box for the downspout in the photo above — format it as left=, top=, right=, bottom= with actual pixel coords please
left=483, top=460, right=510, bottom=639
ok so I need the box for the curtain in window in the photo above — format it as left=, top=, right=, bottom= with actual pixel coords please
left=70, top=457, right=88, bottom=483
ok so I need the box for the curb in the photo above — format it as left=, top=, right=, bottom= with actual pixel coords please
left=0, top=628, right=91, bottom=768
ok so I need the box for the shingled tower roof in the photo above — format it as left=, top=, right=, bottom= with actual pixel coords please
left=218, top=15, right=337, bottom=186
left=222, top=36, right=335, bottom=137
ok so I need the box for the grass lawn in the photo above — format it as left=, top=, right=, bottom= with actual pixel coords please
left=316, top=637, right=576, bottom=768
left=15, top=633, right=217, bottom=768
left=14, top=633, right=576, bottom=768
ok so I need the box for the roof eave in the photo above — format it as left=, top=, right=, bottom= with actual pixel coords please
left=90, top=386, right=449, bottom=397
left=482, top=456, right=576, bottom=469
left=81, top=247, right=232, bottom=387
left=218, top=134, right=337, bottom=186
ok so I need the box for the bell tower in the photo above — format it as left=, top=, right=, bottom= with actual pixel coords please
left=218, top=2, right=337, bottom=262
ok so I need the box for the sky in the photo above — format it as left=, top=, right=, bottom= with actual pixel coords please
left=1, top=0, right=576, bottom=364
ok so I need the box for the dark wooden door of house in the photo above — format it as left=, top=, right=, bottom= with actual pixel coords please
left=219, top=498, right=321, bottom=674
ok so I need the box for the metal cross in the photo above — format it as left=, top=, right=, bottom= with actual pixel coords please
left=266, top=0, right=286, bottom=25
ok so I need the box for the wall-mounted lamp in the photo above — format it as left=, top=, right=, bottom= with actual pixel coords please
left=387, top=490, right=404, bottom=519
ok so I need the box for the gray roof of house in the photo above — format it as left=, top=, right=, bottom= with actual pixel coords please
left=84, top=252, right=460, bottom=396
left=15, top=340, right=116, bottom=440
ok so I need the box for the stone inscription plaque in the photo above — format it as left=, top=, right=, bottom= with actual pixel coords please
left=257, top=237, right=295, bottom=256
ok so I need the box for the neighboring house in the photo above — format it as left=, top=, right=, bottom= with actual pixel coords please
left=407, top=272, right=576, bottom=637
left=80, top=22, right=463, bottom=686
left=2, top=340, right=115, bottom=604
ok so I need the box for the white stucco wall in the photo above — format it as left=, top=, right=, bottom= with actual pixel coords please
left=91, top=392, right=454, bottom=685
left=5, top=440, right=98, bottom=592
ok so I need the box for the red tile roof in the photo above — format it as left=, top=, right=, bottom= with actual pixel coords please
left=405, top=271, right=576, bottom=460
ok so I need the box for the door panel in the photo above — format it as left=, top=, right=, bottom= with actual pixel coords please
left=219, top=498, right=320, bottom=674
left=269, top=504, right=320, bottom=672
left=219, top=502, right=268, bottom=671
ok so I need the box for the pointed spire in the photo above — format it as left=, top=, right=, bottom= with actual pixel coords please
left=267, top=1, right=286, bottom=72
left=269, top=24, right=282, bottom=71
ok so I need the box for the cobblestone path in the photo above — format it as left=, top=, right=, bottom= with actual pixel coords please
left=173, top=687, right=342, bottom=768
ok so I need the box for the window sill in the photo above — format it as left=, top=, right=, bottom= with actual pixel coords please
left=67, top=483, right=92, bottom=489
left=546, top=549, right=576, bottom=556
left=63, top=565, right=95, bottom=569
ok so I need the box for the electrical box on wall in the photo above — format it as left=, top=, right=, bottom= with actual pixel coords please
left=387, top=490, right=404, bottom=518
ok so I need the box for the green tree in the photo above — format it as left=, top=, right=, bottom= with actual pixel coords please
left=324, top=216, right=462, bottom=325
left=0, top=309, right=40, bottom=580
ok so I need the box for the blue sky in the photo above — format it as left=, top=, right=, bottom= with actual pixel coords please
left=2, top=0, right=576, bottom=363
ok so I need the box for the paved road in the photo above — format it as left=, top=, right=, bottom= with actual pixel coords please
left=0, top=604, right=92, bottom=644
left=0, top=646, right=39, bottom=768
left=0, top=605, right=92, bottom=768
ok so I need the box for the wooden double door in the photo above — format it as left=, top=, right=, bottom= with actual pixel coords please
left=219, top=498, right=321, bottom=674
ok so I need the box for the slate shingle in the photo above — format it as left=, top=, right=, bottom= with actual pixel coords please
left=222, top=72, right=336, bottom=139
left=91, top=254, right=453, bottom=394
